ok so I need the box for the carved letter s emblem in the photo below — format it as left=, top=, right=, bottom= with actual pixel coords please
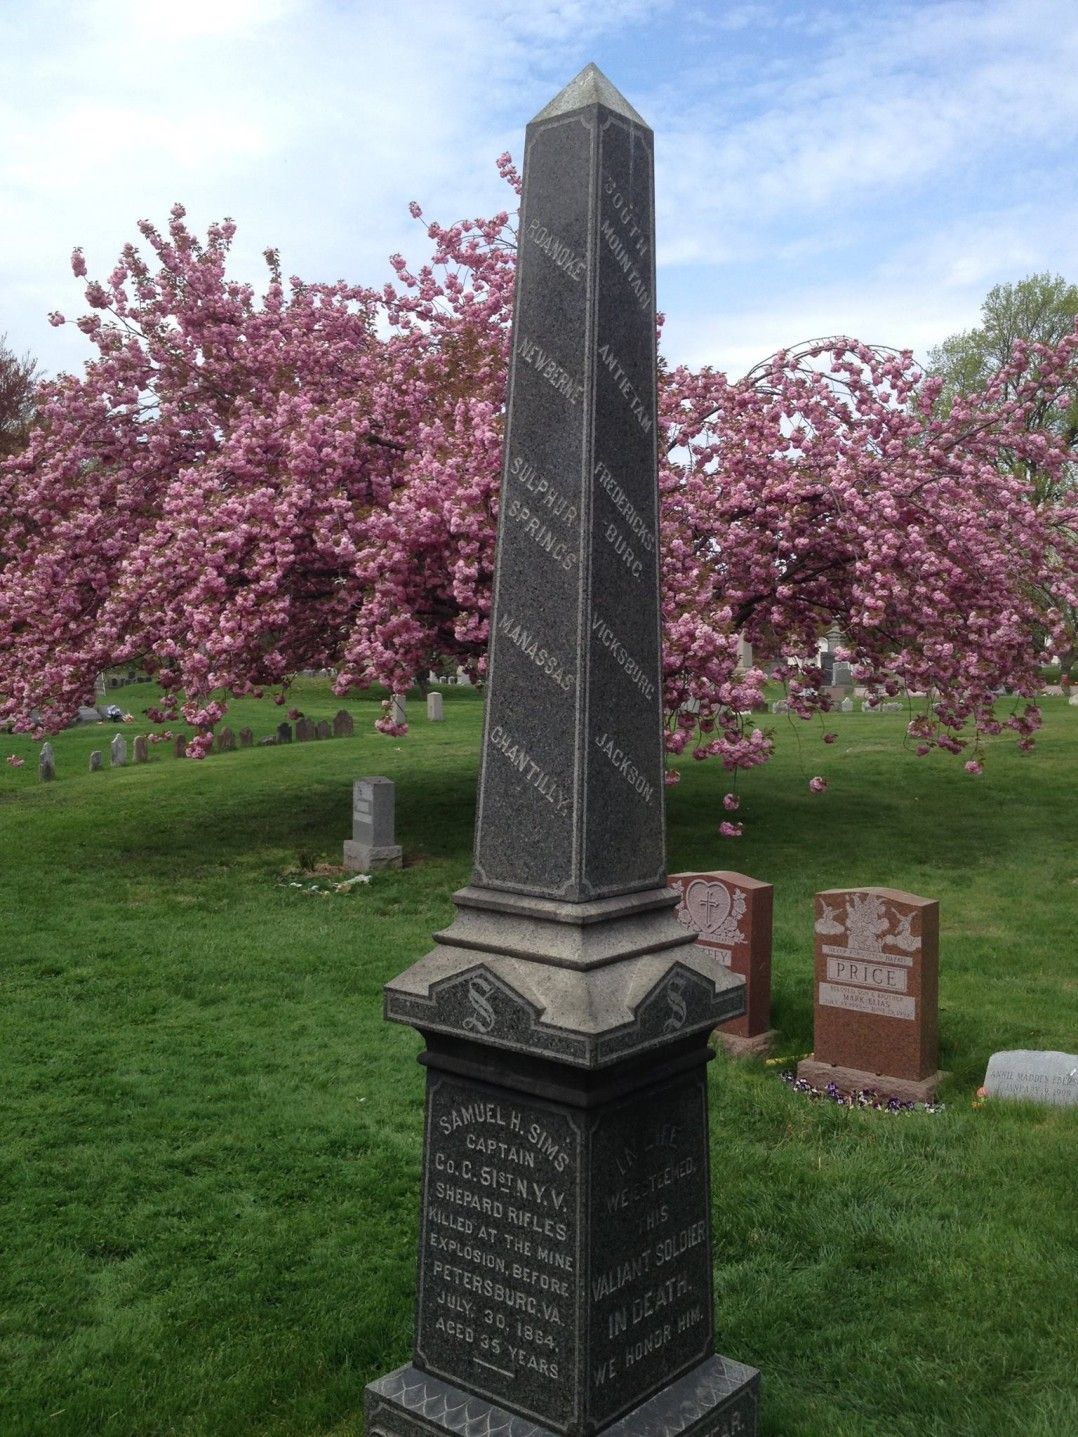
left=462, top=974, right=497, bottom=1035
left=662, top=973, right=688, bottom=1034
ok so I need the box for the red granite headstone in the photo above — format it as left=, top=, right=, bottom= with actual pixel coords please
left=798, top=886, right=945, bottom=1101
left=668, top=871, right=775, bottom=1056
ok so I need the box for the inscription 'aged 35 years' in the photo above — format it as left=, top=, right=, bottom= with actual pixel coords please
left=417, top=1075, right=582, bottom=1429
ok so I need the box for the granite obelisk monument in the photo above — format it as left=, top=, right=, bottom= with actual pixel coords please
left=366, top=65, right=760, bottom=1437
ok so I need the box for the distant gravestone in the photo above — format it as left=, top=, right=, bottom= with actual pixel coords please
left=239, top=727, right=253, bottom=748
left=315, top=719, right=332, bottom=740
left=39, top=743, right=56, bottom=781
left=669, top=870, right=775, bottom=1056
left=840, top=697, right=854, bottom=713
left=390, top=693, right=407, bottom=727
left=133, top=734, right=149, bottom=764
left=174, top=734, right=187, bottom=758
left=1069, top=693, right=1078, bottom=707
left=798, top=887, right=946, bottom=1102
left=343, top=776, right=402, bottom=872
left=89, top=750, right=103, bottom=772
left=258, top=735, right=277, bottom=746
left=332, top=709, right=354, bottom=738
left=983, top=1050, right=1078, bottom=1107
left=426, top=692, right=444, bottom=722
left=76, top=705, right=101, bottom=725
left=771, top=699, right=789, bottom=714
left=217, top=726, right=235, bottom=753
left=276, top=721, right=293, bottom=745
left=295, top=717, right=315, bottom=742
left=110, top=733, right=128, bottom=767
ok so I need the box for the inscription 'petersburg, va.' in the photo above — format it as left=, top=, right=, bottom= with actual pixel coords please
left=490, top=725, right=571, bottom=815
left=499, top=613, right=575, bottom=692
left=518, top=334, right=584, bottom=406
left=526, top=219, right=586, bottom=282
left=597, top=343, right=653, bottom=433
left=594, top=731, right=654, bottom=806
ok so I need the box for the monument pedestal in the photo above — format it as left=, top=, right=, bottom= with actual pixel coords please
left=715, top=1029, right=776, bottom=1061
left=797, top=1057, right=946, bottom=1104
left=366, top=886, right=759, bottom=1437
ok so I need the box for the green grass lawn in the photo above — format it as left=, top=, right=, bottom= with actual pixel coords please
left=1, top=685, right=1076, bottom=1436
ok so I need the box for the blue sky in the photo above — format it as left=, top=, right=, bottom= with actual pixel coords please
left=3, top=0, right=1076, bottom=381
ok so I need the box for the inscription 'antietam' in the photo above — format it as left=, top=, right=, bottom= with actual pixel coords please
left=591, top=613, right=655, bottom=700
left=490, top=726, right=571, bottom=816
left=518, top=334, right=585, bottom=406
left=508, top=455, right=578, bottom=527
left=597, top=343, right=652, bottom=433
left=594, top=731, right=654, bottom=805
left=499, top=613, right=575, bottom=692
left=526, top=219, right=586, bottom=282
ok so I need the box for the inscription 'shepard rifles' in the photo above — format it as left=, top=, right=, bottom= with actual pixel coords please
left=369, top=65, right=759, bottom=1437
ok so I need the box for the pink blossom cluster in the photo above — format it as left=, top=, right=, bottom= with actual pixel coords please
left=1, top=166, right=1075, bottom=797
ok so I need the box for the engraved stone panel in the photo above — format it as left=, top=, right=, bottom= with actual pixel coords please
left=417, top=1073, right=583, bottom=1431
left=983, top=1049, right=1078, bottom=1107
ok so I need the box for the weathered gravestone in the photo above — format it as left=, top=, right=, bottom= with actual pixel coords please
left=174, top=733, right=187, bottom=758
left=316, top=719, right=332, bottom=740
left=366, top=64, right=759, bottom=1437
left=427, top=691, right=444, bottom=722
left=39, top=743, right=56, bottom=781
left=343, top=776, right=403, bottom=872
left=110, top=733, right=127, bottom=767
left=332, top=708, right=354, bottom=738
left=390, top=693, right=407, bottom=727
left=983, top=1050, right=1078, bottom=1107
left=669, top=872, right=775, bottom=1057
left=133, top=734, right=149, bottom=763
left=239, top=727, right=253, bottom=748
left=276, top=721, right=293, bottom=745
left=798, top=887, right=946, bottom=1102
left=89, top=750, right=103, bottom=772
left=217, top=726, right=235, bottom=753
left=295, top=716, right=315, bottom=742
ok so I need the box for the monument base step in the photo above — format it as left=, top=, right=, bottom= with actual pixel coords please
left=714, top=1028, right=776, bottom=1060
left=366, top=1356, right=760, bottom=1437
left=343, top=840, right=402, bottom=873
left=797, top=1057, right=947, bottom=1104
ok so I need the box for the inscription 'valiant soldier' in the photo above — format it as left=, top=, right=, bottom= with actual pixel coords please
left=369, top=65, right=760, bottom=1437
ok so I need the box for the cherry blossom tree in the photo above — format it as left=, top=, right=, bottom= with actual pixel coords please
left=2, top=163, right=1075, bottom=788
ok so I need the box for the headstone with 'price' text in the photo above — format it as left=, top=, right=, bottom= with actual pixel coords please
left=368, top=64, right=759, bottom=1437
left=798, top=886, right=946, bottom=1102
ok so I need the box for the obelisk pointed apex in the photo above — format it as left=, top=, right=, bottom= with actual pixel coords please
left=531, top=62, right=649, bottom=128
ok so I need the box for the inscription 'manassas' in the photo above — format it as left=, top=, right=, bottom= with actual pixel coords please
left=505, top=495, right=578, bottom=571
left=591, top=613, right=655, bottom=701
left=499, top=613, right=575, bottom=692
left=597, top=343, right=652, bottom=433
left=489, top=725, right=571, bottom=816
left=526, top=219, right=586, bottom=282
left=602, top=170, right=648, bottom=257
left=819, top=982, right=915, bottom=1021
left=600, top=217, right=650, bottom=312
left=518, top=334, right=584, bottom=406
left=594, top=459, right=654, bottom=550
left=594, top=731, right=654, bottom=805
left=509, top=455, right=578, bottom=527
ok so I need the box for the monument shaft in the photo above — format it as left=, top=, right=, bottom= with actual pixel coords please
left=475, top=75, right=663, bottom=901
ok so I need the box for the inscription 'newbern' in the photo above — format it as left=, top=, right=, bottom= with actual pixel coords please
left=518, top=334, right=585, bottom=406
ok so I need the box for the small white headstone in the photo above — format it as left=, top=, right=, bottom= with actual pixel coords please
left=391, top=693, right=407, bottom=726
left=39, top=743, right=56, bottom=781
left=839, top=697, right=853, bottom=713
left=110, top=733, right=128, bottom=767
left=427, top=692, right=444, bottom=722
left=983, top=1050, right=1078, bottom=1107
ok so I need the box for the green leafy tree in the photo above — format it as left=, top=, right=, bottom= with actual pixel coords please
left=928, top=274, right=1078, bottom=683
left=0, top=334, right=38, bottom=461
